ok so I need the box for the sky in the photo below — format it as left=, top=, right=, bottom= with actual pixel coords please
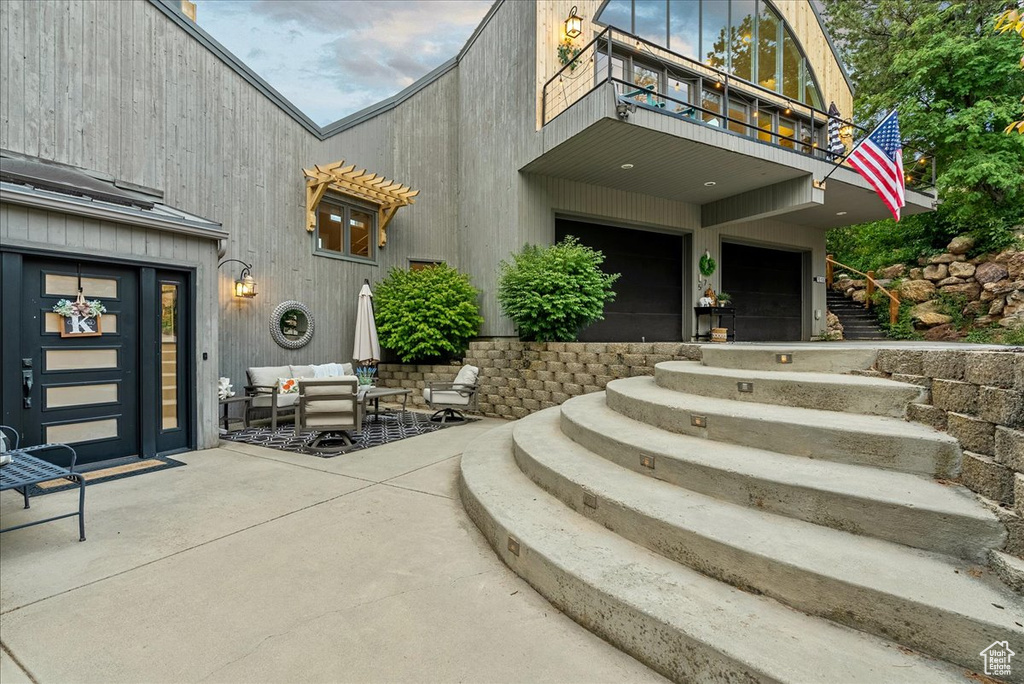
left=195, top=0, right=494, bottom=126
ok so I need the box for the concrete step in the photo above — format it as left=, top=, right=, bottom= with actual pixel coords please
left=653, top=360, right=925, bottom=417
left=511, top=409, right=1024, bottom=677
left=606, top=376, right=961, bottom=477
left=459, top=422, right=968, bottom=684
left=559, top=392, right=1004, bottom=560
left=698, top=344, right=878, bottom=372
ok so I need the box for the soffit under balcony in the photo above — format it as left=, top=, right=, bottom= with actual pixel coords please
left=523, top=111, right=934, bottom=229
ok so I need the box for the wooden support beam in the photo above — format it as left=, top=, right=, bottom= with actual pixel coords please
left=378, top=206, right=399, bottom=247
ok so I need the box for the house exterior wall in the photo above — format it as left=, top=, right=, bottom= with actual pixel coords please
left=533, top=0, right=855, bottom=128
left=1, top=0, right=844, bottom=439
left=0, top=0, right=463, bottom=393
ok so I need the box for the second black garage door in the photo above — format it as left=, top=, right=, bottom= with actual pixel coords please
left=721, top=242, right=805, bottom=341
left=556, top=219, right=684, bottom=342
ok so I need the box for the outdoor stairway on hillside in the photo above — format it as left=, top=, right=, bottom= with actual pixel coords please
left=827, top=288, right=887, bottom=340
left=460, top=345, right=1024, bottom=683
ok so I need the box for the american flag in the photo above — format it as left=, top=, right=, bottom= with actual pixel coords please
left=827, top=102, right=845, bottom=160
left=845, top=110, right=906, bottom=221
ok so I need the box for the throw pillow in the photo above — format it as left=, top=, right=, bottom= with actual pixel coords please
left=453, top=365, right=479, bottom=389
left=277, top=378, right=300, bottom=394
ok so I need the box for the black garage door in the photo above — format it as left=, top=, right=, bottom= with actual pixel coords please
left=556, top=219, right=683, bottom=342
left=721, top=242, right=804, bottom=341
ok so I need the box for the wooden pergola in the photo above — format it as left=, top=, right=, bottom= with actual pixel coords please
left=303, top=160, right=419, bottom=247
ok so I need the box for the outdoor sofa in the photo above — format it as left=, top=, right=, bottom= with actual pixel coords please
left=245, top=363, right=354, bottom=429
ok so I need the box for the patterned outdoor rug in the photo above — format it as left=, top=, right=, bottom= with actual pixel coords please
left=221, top=410, right=474, bottom=458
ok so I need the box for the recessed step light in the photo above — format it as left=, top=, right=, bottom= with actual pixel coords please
left=704, top=181, right=717, bottom=187
left=620, top=163, right=634, bottom=169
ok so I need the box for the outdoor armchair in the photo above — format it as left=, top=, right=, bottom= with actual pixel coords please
left=296, top=377, right=362, bottom=453
left=422, top=365, right=480, bottom=423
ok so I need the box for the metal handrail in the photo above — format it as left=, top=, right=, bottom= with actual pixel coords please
left=826, top=255, right=901, bottom=326
left=542, top=25, right=937, bottom=192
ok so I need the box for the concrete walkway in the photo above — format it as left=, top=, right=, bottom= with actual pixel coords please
left=0, top=417, right=663, bottom=683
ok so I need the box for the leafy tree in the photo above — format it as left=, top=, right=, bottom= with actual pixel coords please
left=822, top=0, right=1024, bottom=260
left=995, top=6, right=1024, bottom=134
left=374, top=265, right=483, bottom=363
left=497, top=236, right=619, bottom=342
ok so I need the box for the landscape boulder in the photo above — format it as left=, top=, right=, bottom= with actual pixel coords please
left=947, top=235, right=976, bottom=255
left=936, top=276, right=966, bottom=287
left=928, top=253, right=957, bottom=264
left=914, top=312, right=953, bottom=328
left=879, top=264, right=906, bottom=279
left=941, top=281, right=982, bottom=300
left=900, top=279, right=936, bottom=302
left=976, top=262, right=1010, bottom=285
left=923, top=323, right=962, bottom=341
left=948, top=261, right=976, bottom=278
left=909, top=267, right=924, bottom=279
left=1008, top=252, right=1024, bottom=279
left=923, top=264, right=948, bottom=280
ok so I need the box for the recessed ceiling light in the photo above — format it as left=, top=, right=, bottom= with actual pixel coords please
left=836, top=211, right=848, bottom=216
left=704, top=181, right=716, bottom=187
left=621, top=163, right=634, bottom=169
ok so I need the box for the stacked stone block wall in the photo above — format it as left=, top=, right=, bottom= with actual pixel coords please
left=377, top=340, right=703, bottom=419
left=878, top=348, right=1024, bottom=556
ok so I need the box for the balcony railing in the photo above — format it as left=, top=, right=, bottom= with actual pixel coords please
left=542, top=26, right=936, bottom=195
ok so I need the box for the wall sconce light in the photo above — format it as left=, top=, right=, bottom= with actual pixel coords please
left=565, top=5, right=582, bottom=39
left=219, top=259, right=258, bottom=298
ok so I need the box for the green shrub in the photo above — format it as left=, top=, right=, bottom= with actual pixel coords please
left=497, top=236, right=620, bottom=342
left=374, top=264, right=483, bottom=362
left=935, top=292, right=970, bottom=329
left=872, top=292, right=921, bottom=340
left=966, top=324, right=1024, bottom=347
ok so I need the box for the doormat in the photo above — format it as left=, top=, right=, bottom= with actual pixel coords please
left=25, top=456, right=187, bottom=496
left=221, top=410, right=475, bottom=458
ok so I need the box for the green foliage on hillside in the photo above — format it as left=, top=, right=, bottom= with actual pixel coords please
left=375, top=265, right=483, bottom=363
left=497, top=236, right=619, bottom=342
left=822, top=0, right=1024, bottom=270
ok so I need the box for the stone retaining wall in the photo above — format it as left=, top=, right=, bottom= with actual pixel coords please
left=377, top=340, right=703, bottom=418
left=874, top=348, right=1024, bottom=555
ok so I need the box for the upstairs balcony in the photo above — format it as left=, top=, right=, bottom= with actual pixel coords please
left=532, top=26, right=936, bottom=229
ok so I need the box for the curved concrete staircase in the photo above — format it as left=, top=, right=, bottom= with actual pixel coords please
left=460, top=346, right=1024, bottom=683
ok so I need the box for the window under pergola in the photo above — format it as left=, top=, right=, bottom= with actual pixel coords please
left=304, top=160, right=419, bottom=248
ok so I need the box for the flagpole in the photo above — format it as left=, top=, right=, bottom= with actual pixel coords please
left=818, top=110, right=896, bottom=185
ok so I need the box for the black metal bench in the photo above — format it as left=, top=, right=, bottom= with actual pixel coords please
left=0, top=427, right=86, bottom=541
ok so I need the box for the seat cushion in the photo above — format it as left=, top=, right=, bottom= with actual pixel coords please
left=423, top=388, right=471, bottom=406
left=248, top=365, right=290, bottom=389
left=453, top=364, right=479, bottom=388
left=251, top=392, right=300, bottom=409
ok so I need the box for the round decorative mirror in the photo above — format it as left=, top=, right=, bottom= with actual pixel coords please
left=270, top=300, right=314, bottom=349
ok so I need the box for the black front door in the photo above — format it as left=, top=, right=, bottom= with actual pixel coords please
left=556, top=219, right=684, bottom=342
left=721, top=242, right=805, bottom=341
left=17, top=257, right=140, bottom=466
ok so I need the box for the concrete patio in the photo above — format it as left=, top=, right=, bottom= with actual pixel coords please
left=0, top=416, right=664, bottom=683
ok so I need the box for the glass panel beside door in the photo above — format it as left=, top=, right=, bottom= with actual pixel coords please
left=156, top=273, right=189, bottom=454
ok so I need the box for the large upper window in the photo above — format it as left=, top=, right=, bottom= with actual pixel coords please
left=596, top=0, right=825, bottom=109
left=315, top=197, right=375, bottom=262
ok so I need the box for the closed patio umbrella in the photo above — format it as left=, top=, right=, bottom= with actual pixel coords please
left=353, top=281, right=380, bottom=365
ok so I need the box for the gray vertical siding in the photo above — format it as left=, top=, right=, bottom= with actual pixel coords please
left=0, top=203, right=221, bottom=449
left=1, top=0, right=833, bottom=455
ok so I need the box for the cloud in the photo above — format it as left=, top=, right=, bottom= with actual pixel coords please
left=196, top=0, right=492, bottom=125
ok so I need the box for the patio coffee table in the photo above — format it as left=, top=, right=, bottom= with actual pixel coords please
left=362, top=387, right=412, bottom=422
left=0, top=443, right=86, bottom=541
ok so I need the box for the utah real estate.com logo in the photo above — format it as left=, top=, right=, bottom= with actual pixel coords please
left=981, top=641, right=1015, bottom=678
